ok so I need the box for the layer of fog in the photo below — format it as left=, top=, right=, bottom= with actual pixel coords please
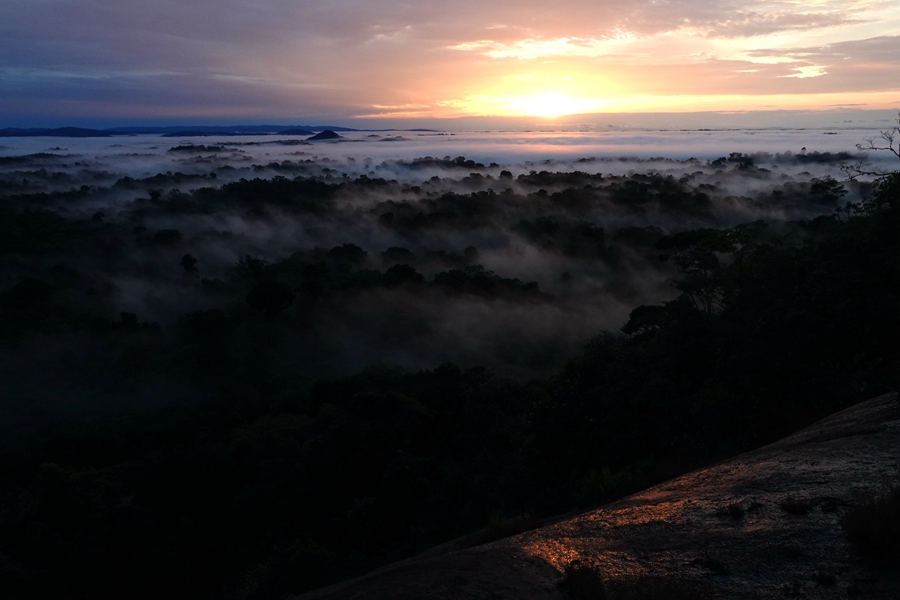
left=0, top=129, right=883, bottom=383
left=1, top=127, right=894, bottom=183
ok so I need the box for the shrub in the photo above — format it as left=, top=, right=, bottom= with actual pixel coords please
left=841, top=483, right=900, bottom=566
left=779, top=496, right=813, bottom=515
left=559, top=564, right=607, bottom=600
left=558, top=565, right=715, bottom=600
left=714, top=501, right=744, bottom=520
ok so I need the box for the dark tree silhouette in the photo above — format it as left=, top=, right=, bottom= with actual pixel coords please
left=842, top=111, right=900, bottom=180
left=328, top=243, right=367, bottom=265
left=180, top=254, right=199, bottom=276
left=236, top=255, right=269, bottom=280
left=246, top=280, right=295, bottom=315
left=0, top=278, right=54, bottom=311
left=383, top=263, right=424, bottom=286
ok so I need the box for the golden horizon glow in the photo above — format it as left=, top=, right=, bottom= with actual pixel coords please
left=354, top=90, right=900, bottom=120
left=347, top=1, right=900, bottom=122
left=352, top=23, right=900, bottom=120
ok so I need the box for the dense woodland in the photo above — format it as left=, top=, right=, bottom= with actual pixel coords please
left=0, top=140, right=896, bottom=599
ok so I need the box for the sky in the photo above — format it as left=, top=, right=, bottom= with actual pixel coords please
left=1, top=0, right=898, bottom=128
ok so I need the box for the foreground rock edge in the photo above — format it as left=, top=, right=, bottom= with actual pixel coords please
left=297, top=392, right=899, bottom=599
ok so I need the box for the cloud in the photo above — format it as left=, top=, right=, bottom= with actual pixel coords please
left=450, top=35, right=638, bottom=60
left=0, top=0, right=897, bottom=122
left=780, top=65, right=829, bottom=78
left=738, top=35, right=900, bottom=91
left=686, top=10, right=863, bottom=38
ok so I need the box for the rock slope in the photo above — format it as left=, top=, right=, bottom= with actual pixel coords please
left=298, top=393, right=900, bottom=599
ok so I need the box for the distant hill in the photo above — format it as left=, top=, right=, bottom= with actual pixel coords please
left=105, top=125, right=358, bottom=135
left=307, top=130, right=341, bottom=140
left=0, top=127, right=112, bottom=138
left=160, top=131, right=271, bottom=137
left=0, top=125, right=441, bottom=138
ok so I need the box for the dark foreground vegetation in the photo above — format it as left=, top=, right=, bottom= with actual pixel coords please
left=560, top=563, right=714, bottom=600
left=0, top=141, right=896, bottom=598
left=841, top=481, right=900, bottom=568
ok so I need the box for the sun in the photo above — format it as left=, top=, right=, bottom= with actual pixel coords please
left=507, top=93, right=605, bottom=118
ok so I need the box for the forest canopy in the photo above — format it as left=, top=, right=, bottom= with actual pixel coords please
left=0, top=136, right=897, bottom=599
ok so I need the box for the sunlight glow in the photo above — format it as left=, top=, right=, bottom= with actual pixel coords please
left=506, top=93, right=607, bottom=117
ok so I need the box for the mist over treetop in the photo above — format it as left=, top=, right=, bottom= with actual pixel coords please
left=0, top=127, right=897, bottom=599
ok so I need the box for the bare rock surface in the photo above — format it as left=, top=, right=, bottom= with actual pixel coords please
left=297, top=393, right=900, bottom=599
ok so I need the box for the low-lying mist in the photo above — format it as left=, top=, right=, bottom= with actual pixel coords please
left=0, top=131, right=880, bottom=433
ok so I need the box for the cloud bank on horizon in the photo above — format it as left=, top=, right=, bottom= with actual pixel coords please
left=1, top=0, right=898, bottom=125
